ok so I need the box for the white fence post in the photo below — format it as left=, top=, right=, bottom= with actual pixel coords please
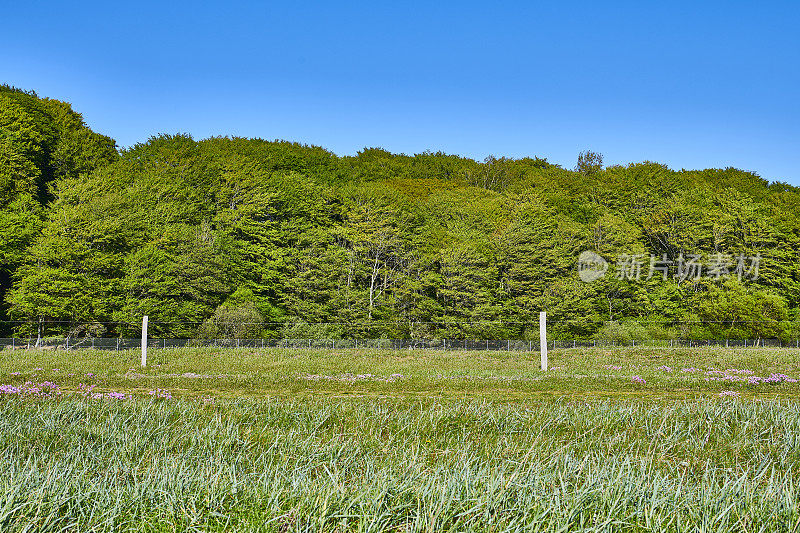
left=141, top=315, right=148, bottom=367
left=540, top=311, right=548, bottom=371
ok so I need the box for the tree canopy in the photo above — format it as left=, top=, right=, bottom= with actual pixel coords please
left=2, top=86, right=799, bottom=340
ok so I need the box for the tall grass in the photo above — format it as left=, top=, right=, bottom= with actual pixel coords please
left=1, top=396, right=799, bottom=531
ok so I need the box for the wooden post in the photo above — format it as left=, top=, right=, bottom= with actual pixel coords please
left=141, top=315, right=148, bottom=367
left=540, top=311, right=547, bottom=371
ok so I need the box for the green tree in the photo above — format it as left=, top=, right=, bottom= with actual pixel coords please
left=575, top=150, right=603, bottom=175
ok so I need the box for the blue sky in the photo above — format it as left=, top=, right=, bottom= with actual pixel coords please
left=3, top=1, right=799, bottom=183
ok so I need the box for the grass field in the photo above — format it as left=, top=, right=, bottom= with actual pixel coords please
left=2, top=347, right=800, bottom=531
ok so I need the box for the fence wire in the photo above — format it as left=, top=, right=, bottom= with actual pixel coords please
left=0, top=337, right=797, bottom=351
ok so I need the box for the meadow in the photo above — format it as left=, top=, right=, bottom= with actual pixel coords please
left=2, top=346, right=800, bottom=531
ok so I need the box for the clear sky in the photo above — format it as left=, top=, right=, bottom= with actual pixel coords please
left=3, top=1, right=799, bottom=183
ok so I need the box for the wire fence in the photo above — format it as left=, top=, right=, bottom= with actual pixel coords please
left=1, top=337, right=798, bottom=351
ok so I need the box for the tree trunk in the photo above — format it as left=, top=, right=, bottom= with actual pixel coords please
left=35, top=317, right=43, bottom=348
left=368, top=251, right=380, bottom=319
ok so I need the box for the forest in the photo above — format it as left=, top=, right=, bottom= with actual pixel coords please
left=2, top=84, right=799, bottom=342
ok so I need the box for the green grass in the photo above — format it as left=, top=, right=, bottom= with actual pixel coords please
left=2, top=346, right=800, bottom=400
left=2, top=347, right=800, bottom=531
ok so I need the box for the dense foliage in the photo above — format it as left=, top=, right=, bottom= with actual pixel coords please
left=0, top=85, right=117, bottom=339
left=2, top=86, right=800, bottom=340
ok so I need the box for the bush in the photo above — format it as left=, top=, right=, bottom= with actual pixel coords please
left=198, top=303, right=265, bottom=340
left=595, top=320, right=676, bottom=343
left=278, top=322, right=344, bottom=340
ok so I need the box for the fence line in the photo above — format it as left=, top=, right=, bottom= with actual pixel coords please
left=1, top=337, right=798, bottom=351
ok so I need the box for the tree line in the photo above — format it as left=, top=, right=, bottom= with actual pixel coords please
left=2, top=84, right=799, bottom=342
